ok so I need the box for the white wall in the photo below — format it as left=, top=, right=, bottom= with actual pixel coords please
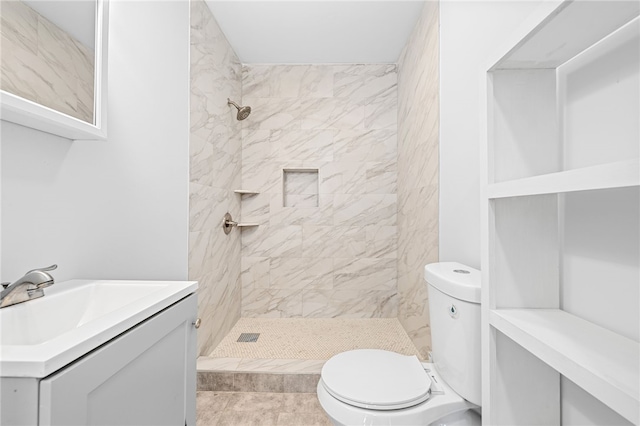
left=1, top=1, right=190, bottom=283
left=439, top=1, right=542, bottom=268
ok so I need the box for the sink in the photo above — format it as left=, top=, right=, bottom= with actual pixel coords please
left=0, top=279, right=197, bottom=377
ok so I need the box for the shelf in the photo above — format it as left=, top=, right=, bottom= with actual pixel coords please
left=234, top=190, right=260, bottom=195
left=490, top=309, right=639, bottom=424
left=487, top=159, right=639, bottom=199
left=236, top=223, right=259, bottom=228
left=490, top=1, right=639, bottom=70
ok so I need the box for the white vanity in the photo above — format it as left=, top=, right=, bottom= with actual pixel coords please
left=0, top=279, right=198, bottom=426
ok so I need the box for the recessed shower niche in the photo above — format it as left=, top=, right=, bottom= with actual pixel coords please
left=283, top=169, right=319, bottom=207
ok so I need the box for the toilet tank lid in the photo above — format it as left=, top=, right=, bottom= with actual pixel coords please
left=424, top=262, right=481, bottom=303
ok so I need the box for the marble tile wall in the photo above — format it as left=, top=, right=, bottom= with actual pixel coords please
left=190, top=0, right=242, bottom=356
left=240, top=64, right=398, bottom=318
left=1, top=0, right=95, bottom=122
left=397, top=1, right=440, bottom=359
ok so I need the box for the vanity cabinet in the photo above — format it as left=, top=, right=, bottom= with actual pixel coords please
left=481, top=2, right=639, bottom=425
left=2, top=294, right=196, bottom=426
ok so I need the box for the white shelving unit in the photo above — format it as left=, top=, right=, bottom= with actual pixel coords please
left=491, top=309, right=639, bottom=423
left=481, top=1, right=640, bottom=425
left=487, top=159, right=639, bottom=199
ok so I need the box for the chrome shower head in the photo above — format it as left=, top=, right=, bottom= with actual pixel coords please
left=227, top=98, right=251, bottom=121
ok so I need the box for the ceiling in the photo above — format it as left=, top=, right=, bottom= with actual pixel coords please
left=205, top=1, right=426, bottom=64
left=25, top=1, right=95, bottom=49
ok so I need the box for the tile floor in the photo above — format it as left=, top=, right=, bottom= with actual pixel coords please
left=196, top=391, right=332, bottom=426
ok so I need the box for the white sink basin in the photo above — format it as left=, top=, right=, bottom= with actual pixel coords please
left=0, top=279, right=197, bottom=377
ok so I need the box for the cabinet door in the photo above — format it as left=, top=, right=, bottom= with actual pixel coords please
left=39, top=294, right=197, bottom=426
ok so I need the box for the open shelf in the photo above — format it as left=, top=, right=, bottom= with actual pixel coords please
left=490, top=1, right=639, bottom=70
left=490, top=309, right=639, bottom=424
left=483, top=1, right=639, bottom=423
left=234, top=190, right=260, bottom=195
left=487, top=159, right=639, bottom=199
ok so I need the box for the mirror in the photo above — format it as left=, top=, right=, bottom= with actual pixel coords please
left=0, top=0, right=108, bottom=140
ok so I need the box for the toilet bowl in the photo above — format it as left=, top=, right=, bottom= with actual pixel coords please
left=317, top=262, right=482, bottom=426
left=317, top=350, right=479, bottom=426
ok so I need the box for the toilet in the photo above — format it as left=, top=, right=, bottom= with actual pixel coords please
left=317, top=262, right=482, bottom=426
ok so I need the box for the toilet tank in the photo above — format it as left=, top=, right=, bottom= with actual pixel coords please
left=425, top=262, right=481, bottom=407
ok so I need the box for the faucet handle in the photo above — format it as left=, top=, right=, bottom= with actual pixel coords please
left=26, top=264, right=58, bottom=275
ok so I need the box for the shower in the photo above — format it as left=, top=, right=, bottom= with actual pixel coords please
left=227, top=98, right=251, bottom=121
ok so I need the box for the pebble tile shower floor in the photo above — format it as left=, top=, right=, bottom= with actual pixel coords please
left=209, top=318, right=421, bottom=360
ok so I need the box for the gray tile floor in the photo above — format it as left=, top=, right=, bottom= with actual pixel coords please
left=196, top=391, right=333, bottom=426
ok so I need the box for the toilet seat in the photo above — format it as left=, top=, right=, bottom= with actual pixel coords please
left=318, top=360, right=479, bottom=426
left=320, top=349, right=431, bottom=410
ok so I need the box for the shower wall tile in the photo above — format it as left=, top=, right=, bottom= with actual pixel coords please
left=333, top=64, right=397, bottom=99
left=397, top=1, right=440, bottom=359
left=241, top=224, right=303, bottom=258
left=243, top=288, right=303, bottom=318
left=333, top=258, right=396, bottom=292
left=190, top=134, right=214, bottom=186
left=269, top=193, right=334, bottom=226
left=243, top=98, right=303, bottom=130
left=189, top=230, right=214, bottom=279
left=241, top=64, right=398, bottom=319
left=283, top=194, right=318, bottom=208
left=270, top=257, right=333, bottom=290
left=316, top=160, right=397, bottom=196
left=323, top=161, right=368, bottom=194
left=189, top=0, right=242, bottom=356
left=365, top=225, right=398, bottom=259
left=243, top=65, right=333, bottom=99
left=189, top=183, right=215, bottom=232
left=366, top=161, right=398, bottom=194
left=241, top=257, right=271, bottom=291
left=364, top=96, right=398, bottom=130
left=300, top=98, right=365, bottom=130
left=301, top=226, right=366, bottom=259
left=333, top=129, right=396, bottom=163
left=333, top=194, right=397, bottom=227
left=301, top=289, right=397, bottom=318
left=270, top=130, right=334, bottom=162
left=242, top=129, right=271, bottom=163
left=240, top=193, right=271, bottom=223
left=242, top=162, right=282, bottom=194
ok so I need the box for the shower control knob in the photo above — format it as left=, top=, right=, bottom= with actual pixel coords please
left=193, top=318, right=202, bottom=329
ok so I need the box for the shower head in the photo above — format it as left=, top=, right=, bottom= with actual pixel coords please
left=227, top=98, right=251, bottom=121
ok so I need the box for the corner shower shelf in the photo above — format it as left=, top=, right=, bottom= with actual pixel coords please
left=234, top=190, right=260, bottom=195
left=490, top=309, right=639, bottom=424
left=487, top=159, right=640, bottom=199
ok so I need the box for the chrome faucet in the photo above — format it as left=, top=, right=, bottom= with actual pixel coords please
left=0, top=264, right=58, bottom=308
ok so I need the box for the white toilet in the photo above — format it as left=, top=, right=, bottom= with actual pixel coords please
left=317, top=262, right=482, bottom=426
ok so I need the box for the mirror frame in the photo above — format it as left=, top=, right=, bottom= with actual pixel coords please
left=0, top=0, right=109, bottom=141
